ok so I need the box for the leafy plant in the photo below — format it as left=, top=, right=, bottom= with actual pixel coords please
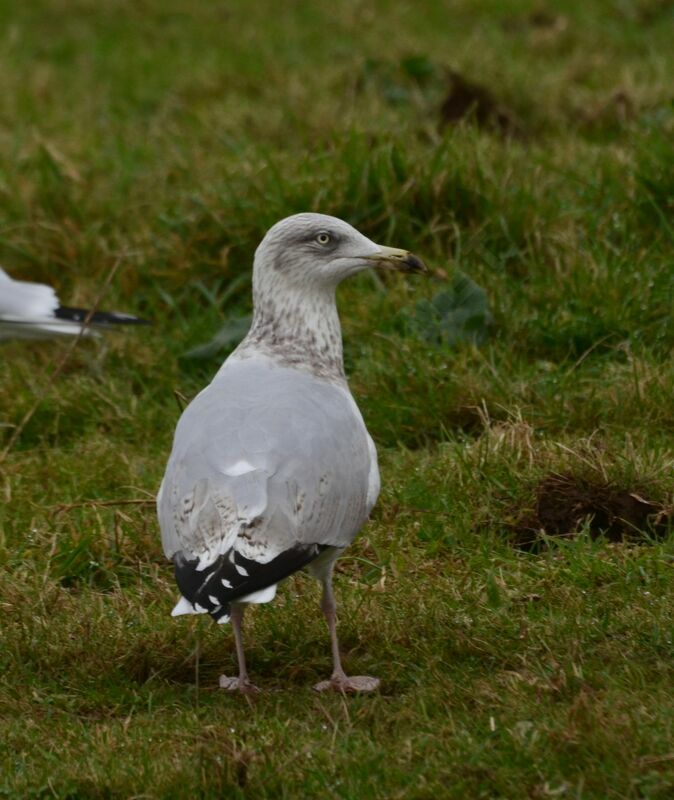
left=406, top=271, right=492, bottom=347
left=184, top=314, right=252, bottom=359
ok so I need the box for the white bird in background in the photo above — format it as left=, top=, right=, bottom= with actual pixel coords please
left=157, top=213, right=426, bottom=694
left=0, top=267, right=148, bottom=341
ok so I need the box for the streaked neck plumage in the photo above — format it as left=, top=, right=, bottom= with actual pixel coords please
left=234, top=264, right=346, bottom=385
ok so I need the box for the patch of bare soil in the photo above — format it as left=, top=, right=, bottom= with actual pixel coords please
left=510, top=473, right=671, bottom=550
left=439, top=70, right=524, bottom=138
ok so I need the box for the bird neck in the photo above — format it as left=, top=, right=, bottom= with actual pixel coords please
left=236, top=280, right=346, bottom=384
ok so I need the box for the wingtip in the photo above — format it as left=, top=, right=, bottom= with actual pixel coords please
left=171, top=595, right=206, bottom=617
left=54, top=306, right=151, bottom=327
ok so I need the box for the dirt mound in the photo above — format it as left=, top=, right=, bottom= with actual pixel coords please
left=439, top=70, right=523, bottom=138
left=510, top=473, right=671, bottom=550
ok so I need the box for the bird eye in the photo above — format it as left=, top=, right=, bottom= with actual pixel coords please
left=316, top=232, right=331, bottom=245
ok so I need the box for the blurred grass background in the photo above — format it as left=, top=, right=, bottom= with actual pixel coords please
left=0, top=1, right=673, bottom=797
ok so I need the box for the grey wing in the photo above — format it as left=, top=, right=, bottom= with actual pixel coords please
left=157, top=360, right=374, bottom=618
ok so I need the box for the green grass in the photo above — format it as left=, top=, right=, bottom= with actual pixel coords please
left=1, top=0, right=673, bottom=797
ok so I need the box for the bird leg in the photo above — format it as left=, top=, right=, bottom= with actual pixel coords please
left=313, top=574, right=380, bottom=694
left=218, top=604, right=259, bottom=693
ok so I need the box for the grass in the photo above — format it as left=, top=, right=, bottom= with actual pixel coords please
left=0, top=0, right=673, bottom=797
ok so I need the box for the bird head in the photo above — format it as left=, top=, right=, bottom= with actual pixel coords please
left=253, top=213, right=426, bottom=290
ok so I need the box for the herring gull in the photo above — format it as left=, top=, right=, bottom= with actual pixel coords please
left=0, top=267, right=148, bottom=341
left=157, top=213, right=426, bottom=693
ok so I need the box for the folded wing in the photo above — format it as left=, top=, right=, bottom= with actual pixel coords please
left=157, top=357, right=377, bottom=620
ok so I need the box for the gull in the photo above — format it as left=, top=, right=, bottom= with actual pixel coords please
left=157, top=213, right=425, bottom=693
left=0, top=267, right=148, bottom=341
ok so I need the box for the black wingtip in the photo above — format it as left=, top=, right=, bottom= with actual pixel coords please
left=54, top=306, right=151, bottom=326
left=173, top=543, right=329, bottom=622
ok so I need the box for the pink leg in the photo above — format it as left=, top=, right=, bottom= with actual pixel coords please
left=218, top=605, right=259, bottom=693
left=313, top=575, right=379, bottom=694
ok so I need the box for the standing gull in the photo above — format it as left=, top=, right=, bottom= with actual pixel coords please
left=157, top=213, right=425, bottom=693
left=0, top=267, right=148, bottom=341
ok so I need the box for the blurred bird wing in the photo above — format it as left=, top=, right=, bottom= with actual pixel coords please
left=0, top=268, right=60, bottom=321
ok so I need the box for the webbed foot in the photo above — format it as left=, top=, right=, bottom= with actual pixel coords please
left=313, top=675, right=380, bottom=693
left=218, top=674, right=260, bottom=694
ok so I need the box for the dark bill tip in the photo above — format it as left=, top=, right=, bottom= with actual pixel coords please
left=399, top=253, right=427, bottom=274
